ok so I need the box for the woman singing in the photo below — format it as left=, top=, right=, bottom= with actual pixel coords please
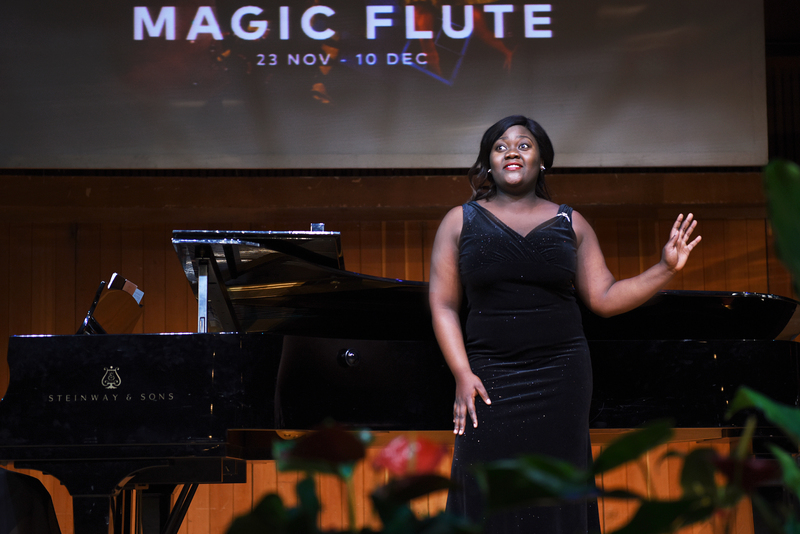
left=428, top=115, right=701, bottom=533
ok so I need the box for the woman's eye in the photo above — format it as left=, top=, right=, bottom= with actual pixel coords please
left=495, top=144, right=507, bottom=151
left=519, top=143, right=530, bottom=149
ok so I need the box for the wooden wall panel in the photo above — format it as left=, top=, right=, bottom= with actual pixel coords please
left=746, top=220, right=769, bottom=294
left=422, top=220, right=439, bottom=282
left=615, top=221, right=641, bottom=282
left=208, top=483, right=236, bottom=534
left=165, top=226, right=194, bottom=334
left=699, top=221, right=728, bottom=292
left=337, top=220, right=363, bottom=274
left=8, top=224, right=33, bottom=337
left=725, top=220, right=752, bottom=292
left=120, top=226, right=144, bottom=334
left=74, top=224, right=102, bottom=331
left=31, top=224, right=57, bottom=334
left=142, top=225, right=168, bottom=333
left=404, top=221, right=426, bottom=282
left=54, top=224, right=78, bottom=336
left=252, top=461, right=277, bottom=506
left=317, top=474, right=346, bottom=531
left=593, top=219, right=620, bottom=280
left=231, top=463, right=254, bottom=526
left=638, top=219, right=662, bottom=276
left=359, top=222, right=383, bottom=279
left=383, top=221, right=406, bottom=280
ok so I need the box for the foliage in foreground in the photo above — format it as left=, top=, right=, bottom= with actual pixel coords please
left=225, top=386, right=800, bottom=534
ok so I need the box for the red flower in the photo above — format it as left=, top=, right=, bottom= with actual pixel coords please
left=373, top=435, right=449, bottom=477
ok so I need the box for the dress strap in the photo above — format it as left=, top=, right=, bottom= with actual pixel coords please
left=462, top=201, right=478, bottom=221
left=556, top=204, right=574, bottom=225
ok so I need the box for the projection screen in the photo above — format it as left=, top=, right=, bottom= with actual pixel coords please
left=0, top=0, right=766, bottom=169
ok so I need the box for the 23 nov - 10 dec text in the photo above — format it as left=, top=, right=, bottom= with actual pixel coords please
left=255, top=52, right=430, bottom=66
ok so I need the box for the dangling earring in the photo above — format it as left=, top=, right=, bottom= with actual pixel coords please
left=540, top=165, right=546, bottom=172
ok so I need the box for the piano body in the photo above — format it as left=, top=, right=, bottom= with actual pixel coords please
left=0, top=229, right=798, bottom=534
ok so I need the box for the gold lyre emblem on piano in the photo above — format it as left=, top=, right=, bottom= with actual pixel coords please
left=101, top=366, right=122, bottom=389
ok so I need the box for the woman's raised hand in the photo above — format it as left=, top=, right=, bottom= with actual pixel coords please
left=453, top=372, right=491, bottom=435
left=661, top=213, right=702, bottom=273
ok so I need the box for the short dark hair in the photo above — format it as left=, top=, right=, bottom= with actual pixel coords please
left=468, top=115, right=555, bottom=201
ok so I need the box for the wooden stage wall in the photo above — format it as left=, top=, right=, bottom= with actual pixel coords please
left=0, top=170, right=795, bottom=534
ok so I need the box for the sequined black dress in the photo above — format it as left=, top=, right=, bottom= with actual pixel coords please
left=446, top=201, right=593, bottom=533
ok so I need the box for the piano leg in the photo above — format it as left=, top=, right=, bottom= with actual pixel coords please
left=137, top=485, right=175, bottom=533
left=13, top=459, right=172, bottom=534
left=135, top=483, right=198, bottom=534
left=14, top=458, right=242, bottom=533
left=72, top=482, right=200, bottom=534
left=161, top=484, right=199, bottom=534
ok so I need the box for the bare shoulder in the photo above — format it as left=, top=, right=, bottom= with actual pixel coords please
left=571, top=208, right=589, bottom=228
left=431, top=206, right=464, bottom=271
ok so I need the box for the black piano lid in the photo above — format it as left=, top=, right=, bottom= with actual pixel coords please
left=172, top=230, right=431, bottom=340
left=172, top=229, right=800, bottom=342
left=580, top=290, right=800, bottom=341
left=173, top=229, right=346, bottom=272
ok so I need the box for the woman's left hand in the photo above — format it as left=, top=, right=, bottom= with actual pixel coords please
left=661, top=213, right=702, bottom=272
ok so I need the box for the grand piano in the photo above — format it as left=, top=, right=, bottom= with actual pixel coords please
left=0, top=229, right=798, bottom=534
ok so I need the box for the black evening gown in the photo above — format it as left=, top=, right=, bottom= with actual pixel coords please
left=446, top=201, right=595, bottom=534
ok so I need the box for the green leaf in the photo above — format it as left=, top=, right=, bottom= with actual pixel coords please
left=767, top=444, right=800, bottom=498
left=283, top=477, right=320, bottom=534
left=727, top=387, right=800, bottom=446
left=375, top=506, right=480, bottom=534
left=295, top=477, right=320, bottom=515
left=764, top=159, right=800, bottom=293
left=680, top=448, right=717, bottom=498
left=226, top=493, right=287, bottom=534
left=226, top=513, right=281, bottom=534
left=371, top=497, right=416, bottom=534
left=372, top=474, right=453, bottom=505
left=592, top=420, right=674, bottom=475
left=750, top=493, right=791, bottom=534
left=227, top=493, right=288, bottom=534
left=784, top=514, right=800, bottom=534
left=607, top=499, right=714, bottom=534
left=474, top=455, right=598, bottom=512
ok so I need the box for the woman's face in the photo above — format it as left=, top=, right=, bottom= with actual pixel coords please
left=488, top=125, right=542, bottom=196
